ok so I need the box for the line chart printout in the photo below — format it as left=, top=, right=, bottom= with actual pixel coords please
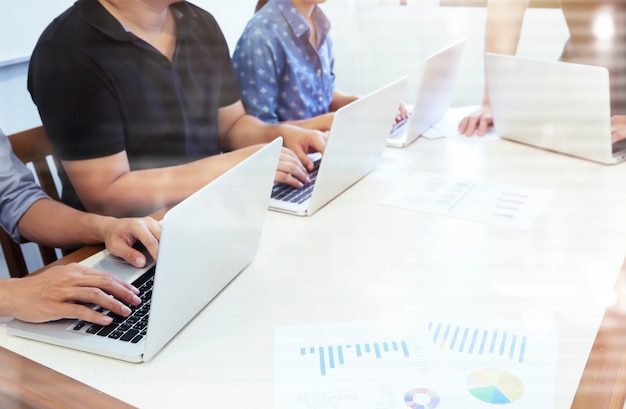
left=379, top=171, right=553, bottom=229
left=273, top=317, right=558, bottom=409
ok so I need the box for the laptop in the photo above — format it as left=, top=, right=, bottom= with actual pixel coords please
left=387, top=38, right=466, bottom=148
left=7, top=138, right=282, bottom=362
left=485, top=52, right=626, bottom=165
left=269, top=76, right=408, bottom=216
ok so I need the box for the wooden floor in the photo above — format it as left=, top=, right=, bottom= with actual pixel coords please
left=571, top=258, right=626, bottom=409
left=0, top=346, right=136, bottom=409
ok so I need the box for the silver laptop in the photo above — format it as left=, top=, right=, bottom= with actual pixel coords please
left=269, top=76, right=408, bottom=216
left=387, top=38, right=466, bottom=148
left=7, top=138, right=282, bottom=362
left=486, top=52, right=626, bottom=165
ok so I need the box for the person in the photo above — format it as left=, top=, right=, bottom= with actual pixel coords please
left=458, top=0, right=626, bottom=142
left=255, top=0, right=269, bottom=12
left=28, top=0, right=327, bottom=218
left=232, top=0, right=360, bottom=132
left=0, top=127, right=161, bottom=325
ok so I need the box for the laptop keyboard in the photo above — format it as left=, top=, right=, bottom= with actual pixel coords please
left=67, top=268, right=155, bottom=344
left=612, top=139, right=626, bottom=153
left=389, top=117, right=409, bottom=140
left=271, top=158, right=322, bottom=204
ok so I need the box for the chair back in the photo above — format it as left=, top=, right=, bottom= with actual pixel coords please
left=0, top=126, right=61, bottom=278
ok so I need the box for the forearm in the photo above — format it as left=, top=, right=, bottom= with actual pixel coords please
left=482, top=0, right=529, bottom=106
left=284, top=113, right=334, bottom=132
left=81, top=153, right=259, bottom=217
left=223, top=114, right=284, bottom=151
left=17, top=199, right=114, bottom=247
left=485, top=0, right=528, bottom=54
left=0, top=279, right=18, bottom=317
left=329, top=90, right=358, bottom=112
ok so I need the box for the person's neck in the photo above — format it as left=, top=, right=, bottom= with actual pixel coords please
left=291, top=1, right=317, bottom=45
left=291, top=1, right=316, bottom=20
left=98, top=0, right=177, bottom=60
left=98, top=0, right=171, bottom=36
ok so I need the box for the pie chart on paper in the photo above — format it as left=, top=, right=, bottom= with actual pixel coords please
left=466, top=368, right=524, bottom=404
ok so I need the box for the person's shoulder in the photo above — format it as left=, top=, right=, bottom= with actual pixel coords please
left=35, top=2, right=83, bottom=45
left=174, top=1, right=230, bottom=42
left=175, top=2, right=220, bottom=26
left=240, top=6, right=285, bottom=41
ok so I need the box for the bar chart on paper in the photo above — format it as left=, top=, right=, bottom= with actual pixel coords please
left=273, top=318, right=558, bottom=409
left=299, top=340, right=411, bottom=377
left=427, top=321, right=528, bottom=363
left=274, top=321, right=433, bottom=409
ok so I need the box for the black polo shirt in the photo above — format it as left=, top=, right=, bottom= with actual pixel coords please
left=28, top=0, right=241, bottom=211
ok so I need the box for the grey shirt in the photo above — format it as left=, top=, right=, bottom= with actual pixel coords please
left=0, top=128, right=49, bottom=242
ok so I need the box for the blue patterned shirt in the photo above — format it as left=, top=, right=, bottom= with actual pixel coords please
left=0, top=128, right=49, bottom=242
left=232, top=0, right=335, bottom=123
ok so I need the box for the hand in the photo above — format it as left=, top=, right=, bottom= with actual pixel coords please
left=277, top=124, right=326, bottom=171
left=274, top=147, right=311, bottom=188
left=611, top=115, right=626, bottom=143
left=396, top=102, right=409, bottom=122
left=103, top=217, right=161, bottom=267
left=4, top=263, right=141, bottom=324
left=458, top=105, right=494, bottom=136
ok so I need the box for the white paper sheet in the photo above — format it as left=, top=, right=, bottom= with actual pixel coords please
left=274, top=316, right=559, bottom=409
left=380, top=171, right=553, bottom=230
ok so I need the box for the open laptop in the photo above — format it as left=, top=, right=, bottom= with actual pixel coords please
left=7, top=138, right=282, bottom=362
left=269, top=76, right=408, bottom=216
left=387, top=38, right=466, bottom=148
left=485, top=52, right=626, bottom=165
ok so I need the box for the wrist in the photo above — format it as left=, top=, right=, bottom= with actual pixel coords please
left=269, top=123, right=289, bottom=139
left=0, top=279, right=18, bottom=318
left=85, top=213, right=116, bottom=244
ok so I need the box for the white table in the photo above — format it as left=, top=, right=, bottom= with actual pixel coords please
left=1, top=135, right=625, bottom=408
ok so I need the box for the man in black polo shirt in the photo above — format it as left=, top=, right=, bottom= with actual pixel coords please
left=29, top=0, right=326, bottom=217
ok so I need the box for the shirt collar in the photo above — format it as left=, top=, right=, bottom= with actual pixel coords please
left=76, top=0, right=198, bottom=42
left=276, top=0, right=331, bottom=42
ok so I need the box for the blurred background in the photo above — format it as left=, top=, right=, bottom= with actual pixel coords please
left=0, top=0, right=570, bottom=276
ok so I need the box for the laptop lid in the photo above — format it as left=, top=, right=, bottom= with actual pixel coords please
left=7, top=138, right=282, bottom=362
left=485, top=52, right=626, bottom=164
left=269, top=76, right=409, bottom=216
left=388, top=38, right=466, bottom=148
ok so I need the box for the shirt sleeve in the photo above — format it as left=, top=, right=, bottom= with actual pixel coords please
left=232, top=26, right=282, bottom=124
left=28, top=44, right=127, bottom=161
left=0, top=130, right=50, bottom=243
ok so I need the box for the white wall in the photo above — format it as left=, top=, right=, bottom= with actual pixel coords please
left=0, top=1, right=570, bottom=134
left=0, top=61, right=39, bottom=135
left=329, top=2, right=569, bottom=107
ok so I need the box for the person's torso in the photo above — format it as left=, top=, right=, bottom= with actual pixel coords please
left=243, top=0, right=336, bottom=121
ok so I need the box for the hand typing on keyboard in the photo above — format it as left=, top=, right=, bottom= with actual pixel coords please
left=274, top=147, right=312, bottom=188
left=3, top=263, right=141, bottom=325
left=396, top=101, right=409, bottom=123
left=272, top=157, right=321, bottom=203
left=272, top=124, right=326, bottom=182
left=70, top=269, right=154, bottom=344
